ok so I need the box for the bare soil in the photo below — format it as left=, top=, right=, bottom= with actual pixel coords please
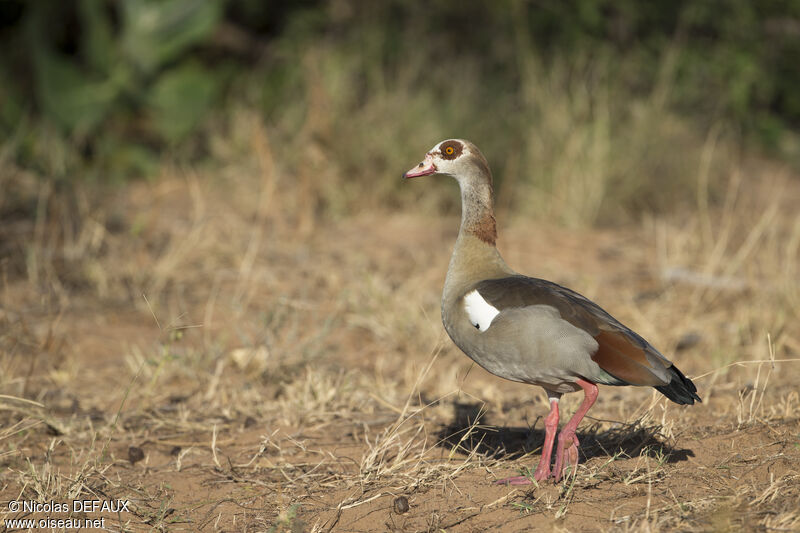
left=1, top=170, right=799, bottom=532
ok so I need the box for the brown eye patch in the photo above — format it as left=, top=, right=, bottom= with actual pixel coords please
left=439, top=140, right=462, bottom=160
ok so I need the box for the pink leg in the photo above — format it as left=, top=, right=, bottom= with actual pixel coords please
left=553, top=379, right=598, bottom=482
left=495, top=391, right=561, bottom=485
left=532, top=396, right=560, bottom=480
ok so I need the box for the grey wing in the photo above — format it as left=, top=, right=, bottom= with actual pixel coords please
left=472, top=276, right=676, bottom=386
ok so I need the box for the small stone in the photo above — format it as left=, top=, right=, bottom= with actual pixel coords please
left=128, top=446, right=145, bottom=464
left=676, top=331, right=702, bottom=351
left=393, top=496, right=409, bottom=514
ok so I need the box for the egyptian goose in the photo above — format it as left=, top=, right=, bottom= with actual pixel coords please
left=403, top=139, right=700, bottom=484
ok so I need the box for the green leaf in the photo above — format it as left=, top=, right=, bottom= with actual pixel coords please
left=78, top=0, right=115, bottom=73
left=147, top=62, right=219, bottom=142
left=121, top=0, right=224, bottom=74
left=33, top=48, right=116, bottom=135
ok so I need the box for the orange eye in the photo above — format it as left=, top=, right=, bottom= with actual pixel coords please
left=444, top=146, right=455, bottom=155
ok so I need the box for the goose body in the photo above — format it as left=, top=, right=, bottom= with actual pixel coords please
left=404, top=139, right=700, bottom=483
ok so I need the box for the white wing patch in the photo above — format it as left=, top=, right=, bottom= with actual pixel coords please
left=463, top=290, right=500, bottom=332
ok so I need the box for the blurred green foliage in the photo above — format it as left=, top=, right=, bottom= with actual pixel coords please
left=0, top=0, right=797, bottom=187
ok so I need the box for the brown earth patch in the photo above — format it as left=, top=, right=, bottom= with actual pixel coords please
left=2, top=170, right=799, bottom=531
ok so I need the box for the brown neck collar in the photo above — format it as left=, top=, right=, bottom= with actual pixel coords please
left=459, top=180, right=497, bottom=246
left=467, top=211, right=497, bottom=245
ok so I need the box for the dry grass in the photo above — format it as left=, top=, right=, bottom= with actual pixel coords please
left=2, top=108, right=800, bottom=531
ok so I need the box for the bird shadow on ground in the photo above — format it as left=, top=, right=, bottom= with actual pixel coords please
left=435, top=401, right=694, bottom=464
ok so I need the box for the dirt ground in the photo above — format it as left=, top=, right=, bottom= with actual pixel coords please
left=1, top=165, right=799, bottom=532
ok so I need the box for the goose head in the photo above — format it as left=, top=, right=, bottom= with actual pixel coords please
left=403, top=139, right=497, bottom=245
left=403, top=139, right=491, bottom=185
